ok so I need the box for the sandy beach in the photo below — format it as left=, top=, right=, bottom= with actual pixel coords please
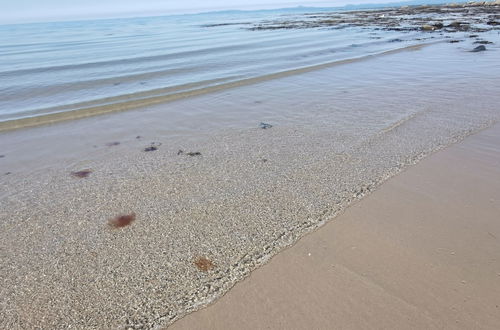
left=172, top=123, right=500, bottom=330
left=1, top=4, right=500, bottom=329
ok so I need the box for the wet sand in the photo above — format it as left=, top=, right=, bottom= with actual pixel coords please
left=171, top=123, right=500, bottom=329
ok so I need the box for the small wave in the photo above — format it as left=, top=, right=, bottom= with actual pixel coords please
left=0, top=42, right=437, bottom=132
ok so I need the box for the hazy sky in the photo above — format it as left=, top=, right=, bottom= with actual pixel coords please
left=1, top=0, right=392, bottom=24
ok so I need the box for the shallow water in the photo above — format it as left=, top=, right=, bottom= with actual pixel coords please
left=0, top=30, right=499, bottom=174
left=0, top=8, right=438, bottom=124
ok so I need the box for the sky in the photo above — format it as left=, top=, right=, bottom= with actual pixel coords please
left=0, top=0, right=397, bottom=24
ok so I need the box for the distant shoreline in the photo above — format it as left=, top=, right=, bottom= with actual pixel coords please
left=0, top=0, right=472, bottom=26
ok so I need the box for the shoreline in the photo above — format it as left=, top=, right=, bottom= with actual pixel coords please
left=171, top=122, right=500, bottom=329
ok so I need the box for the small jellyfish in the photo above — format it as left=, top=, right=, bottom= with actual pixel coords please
left=108, top=213, right=136, bottom=228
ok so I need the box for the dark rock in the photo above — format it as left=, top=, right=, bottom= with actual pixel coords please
left=5, top=172, right=11, bottom=175
left=259, top=122, right=273, bottom=129
left=473, top=40, right=493, bottom=44
left=471, top=45, right=487, bottom=52
left=144, top=146, right=158, bottom=152
left=448, top=40, right=462, bottom=43
left=487, top=20, right=500, bottom=26
left=177, top=149, right=184, bottom=155
left=433, top=22, right=444, bottom=29
left=446, top=21, right=470, bottom=31
left=0, top=155, right=4, bottom=158
left=469, top=34, right=479, bottom=38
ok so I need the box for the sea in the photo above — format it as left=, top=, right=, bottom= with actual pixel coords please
left=0, top=6, right=435, bottom=124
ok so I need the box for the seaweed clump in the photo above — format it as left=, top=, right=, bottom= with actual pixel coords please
left=71, top=169, right=92, bottom=178
left=178, top=150, right=202, bottom=156
left=144, top=142, right=161, bottom=152
left=194, top=257, right=215, bottom=272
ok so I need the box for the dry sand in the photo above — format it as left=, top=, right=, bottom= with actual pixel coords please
left=171, top=123, right=500, bottom=329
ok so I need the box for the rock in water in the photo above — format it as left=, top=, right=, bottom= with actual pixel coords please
left=473, top=40, right=493, bottom=45
left=471, top=45, right=486, bottom=52
left=432, top=22, right=444, bottom=30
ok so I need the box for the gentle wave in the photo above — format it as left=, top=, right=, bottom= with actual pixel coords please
left=0, top=42, right=432, bottom=132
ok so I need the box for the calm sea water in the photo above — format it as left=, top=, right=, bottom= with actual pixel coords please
left=0, top=8, right=426, bottom=123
